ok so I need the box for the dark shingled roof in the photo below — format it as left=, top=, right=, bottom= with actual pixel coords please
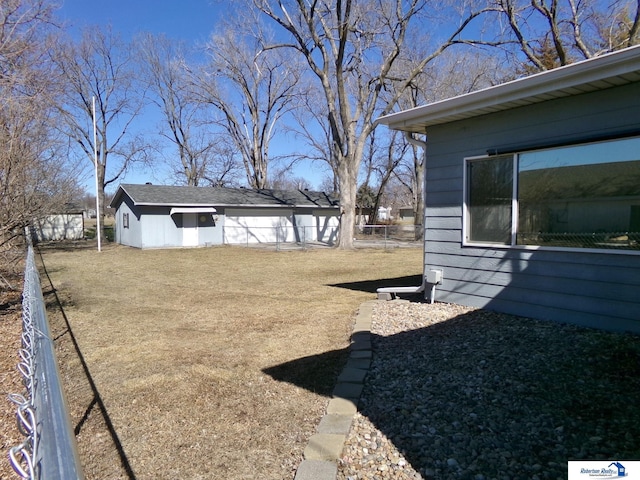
left=111, top=184, right=339, bottom=208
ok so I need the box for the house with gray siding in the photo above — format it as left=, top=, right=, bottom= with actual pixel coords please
left=378, top=45, right=640, bottom=333
left=109, top=184, right=340, bottom=249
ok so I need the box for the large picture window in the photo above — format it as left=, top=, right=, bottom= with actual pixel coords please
left=465, top=136, right=640, bottom=251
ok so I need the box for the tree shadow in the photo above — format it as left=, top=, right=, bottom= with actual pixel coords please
left=263, top=303, right=640, bottom=478
left=35, top=240, right=106, bottom=253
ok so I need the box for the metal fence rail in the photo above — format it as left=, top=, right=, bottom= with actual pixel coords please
left=8, top=244, right=83, bottom=479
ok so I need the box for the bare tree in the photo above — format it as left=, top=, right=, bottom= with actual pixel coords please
left=359, top=129, right=407, bottom=226
left=137, top=33, right=238, bottom=186
left=52, top=26, right=148, bottom=238
left=389, top=50, right=505, bottom=239
left=254, top=0, right=488, bottom=248
left=0, top=0, right=81, bottom=251
left=269, top=173, right=312, bottom=190
left=164, top=134, right=244, bottom=187
left=286, top=86, right=339, bottom=190
left=193, top=19, right=301, bottom=189
left=486, top=0, right=640, bottom=71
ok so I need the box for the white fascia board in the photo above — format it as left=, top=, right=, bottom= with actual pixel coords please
left=378, top=45, right=640, bottom=131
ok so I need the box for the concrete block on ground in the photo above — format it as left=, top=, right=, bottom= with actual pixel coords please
left=304, top=434, right=346, bottom=461
left=350, top=331, right=370, bottom=342
left=333, top=382, right=363, bottom=400
left=350, top=337, right=371, bottom=351
left=337, top=367, right=367, bottom=383
left=350, top=349, right=372, bottom=360
left=358, top=300, right=377, bottom=312
left=352, top=321, right=371, bottom=333
left=350, top=332, right=371, bottom=352
left=294, top=460, right=338, bottom=480
left=326, top=397, right=358, bottom=415
left=317, top=414, right=353, bottom=435
left=344, top=358, right=370, bottom=370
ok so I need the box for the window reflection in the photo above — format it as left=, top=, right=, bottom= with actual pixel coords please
left=467, top=155, right=513, bottom=244
left=518, top=137, right=640, bottom=249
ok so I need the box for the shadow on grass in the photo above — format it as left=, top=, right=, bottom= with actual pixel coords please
left=328, top=274, right=423, bottom=294
left=263, top=348, right=350, bottom=397
left=263, top=304, right=640, bottom=478
left=35, top=239, right=111, bottom=253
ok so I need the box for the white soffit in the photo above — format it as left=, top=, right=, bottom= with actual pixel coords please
left=378, top=45, right=640, bottom=133
left=169, top=207, right=217, bottom=215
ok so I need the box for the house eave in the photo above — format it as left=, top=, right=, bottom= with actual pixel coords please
left=378, top=45, right=640, bottom=132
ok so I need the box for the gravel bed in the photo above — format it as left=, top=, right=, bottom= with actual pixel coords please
left=338, top=300, right=640, bottom=480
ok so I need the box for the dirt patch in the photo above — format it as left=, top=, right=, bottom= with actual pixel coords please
left=36, top=243, right=423, bottom=479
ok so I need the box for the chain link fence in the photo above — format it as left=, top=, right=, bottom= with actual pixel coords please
left=8, top=239, right=83, bottom=479
left=517, top=231, right=640, bottom=250
left=354, top=224, right=422, bottom=248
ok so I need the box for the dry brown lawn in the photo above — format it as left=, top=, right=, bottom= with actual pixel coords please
left=37, top=243, right=422, bottom=480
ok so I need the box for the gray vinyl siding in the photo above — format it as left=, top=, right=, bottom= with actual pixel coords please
left=424, top=81, right=640, bottom=333
left=116, top=196, right=142, bottom=248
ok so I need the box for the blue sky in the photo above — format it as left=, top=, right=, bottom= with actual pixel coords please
left=57, top=0, right=329, bottom=192
left=58, top=0, right=224, bottom=43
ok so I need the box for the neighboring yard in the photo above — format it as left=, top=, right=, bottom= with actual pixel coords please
left=36, top=243, right=423, bottom=479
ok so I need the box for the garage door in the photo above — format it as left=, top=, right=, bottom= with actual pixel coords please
left=224, top=208, right=294, bottom=244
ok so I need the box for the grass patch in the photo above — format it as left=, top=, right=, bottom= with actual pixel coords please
left=39, top=244, right=422, bottom=479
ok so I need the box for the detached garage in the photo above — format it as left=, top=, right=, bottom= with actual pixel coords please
left=109, top=184, right=340, bottom=249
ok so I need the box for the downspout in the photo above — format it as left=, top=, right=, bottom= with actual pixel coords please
left=376, top=131, right=443, bottom=303
left=406, top=132, right=438, bottom=303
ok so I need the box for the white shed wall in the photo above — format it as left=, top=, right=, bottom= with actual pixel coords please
left=33, top=214, right=84, bottom=241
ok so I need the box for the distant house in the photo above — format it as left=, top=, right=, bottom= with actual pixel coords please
left=398, top=207, right=415, bottom=223
left=378, top=45, right=640, bottom=333
left=32, top=203, right=85, bottom=242
left=109, top=184, right=340, bottom=249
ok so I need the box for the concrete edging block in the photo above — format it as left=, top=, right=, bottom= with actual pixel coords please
left=294, top=460, right=338, bottom=480
left=304, top=434, right=346, bottom=461
left=296, top=300, right=376, bottom=480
